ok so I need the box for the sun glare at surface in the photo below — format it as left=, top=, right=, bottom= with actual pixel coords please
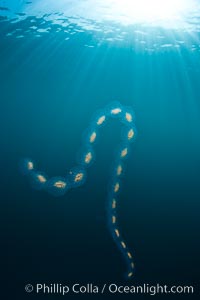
left=32, top=0, right=199, bottom=29
left=0, top=0, right=199, bottom=30
left=100, top=0, right=196, bottom=26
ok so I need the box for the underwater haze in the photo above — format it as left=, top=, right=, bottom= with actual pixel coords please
left=1, top=0, right=200, bottom=299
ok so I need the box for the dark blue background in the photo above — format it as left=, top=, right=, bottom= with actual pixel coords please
left=1, top=13, right=200, bottom=299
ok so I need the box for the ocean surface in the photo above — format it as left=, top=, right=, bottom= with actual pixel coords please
left=1, top=0, right=200, bottom=299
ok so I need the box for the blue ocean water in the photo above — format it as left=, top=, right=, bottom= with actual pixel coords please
left=1, top=1, right=200, bottom=298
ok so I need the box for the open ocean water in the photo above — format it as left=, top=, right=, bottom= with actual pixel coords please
left=1, top=0, right=200, bottom=299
